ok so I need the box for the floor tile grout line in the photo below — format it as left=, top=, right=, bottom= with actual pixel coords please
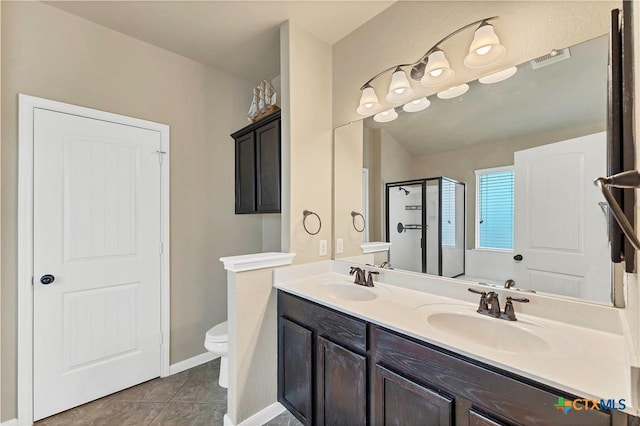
left=145, top=400, right=170, bottom=426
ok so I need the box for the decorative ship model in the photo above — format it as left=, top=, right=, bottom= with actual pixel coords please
left=248, top=80, right=279, bottom=122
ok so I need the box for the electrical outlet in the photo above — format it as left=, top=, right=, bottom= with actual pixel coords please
left=336, top=238, right=344, bottom=254
left=319, top=239, right=328, bottom=256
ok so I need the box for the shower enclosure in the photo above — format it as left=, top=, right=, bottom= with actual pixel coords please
left=386, top=178, right=465, bottom=277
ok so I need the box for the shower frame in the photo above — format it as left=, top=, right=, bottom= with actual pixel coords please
left=385, top=177, right=466, bottom=277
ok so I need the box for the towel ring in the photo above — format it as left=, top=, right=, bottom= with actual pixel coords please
left=303, top=210, right=322, bottom=235
left=351, top=211, right=365, bottom=233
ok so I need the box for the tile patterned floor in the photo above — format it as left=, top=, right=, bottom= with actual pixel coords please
left=35, top=359, right=302, bottom=426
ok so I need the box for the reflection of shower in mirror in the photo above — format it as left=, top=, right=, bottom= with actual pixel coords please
left=399, top=186, right=410, bottom=195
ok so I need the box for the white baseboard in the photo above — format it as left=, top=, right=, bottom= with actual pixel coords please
left=223, top=402, right=285, bottom=426
left=1, top=419, right=18, bottom=426
left=168, top=352, right=218, bottom=375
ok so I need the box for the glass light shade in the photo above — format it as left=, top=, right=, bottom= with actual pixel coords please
left=421, top=50, right=455, bottom=87
left=464, top=23, right=506, bottom=69
left=385, top=69, right=413, bottom=103
left=373, top=108, right=398, bottom=123
left=356, top=86, right=381, bottom=115
left=478, top=67, right=517, bottom=84
left=402, top=97, right=431, bottom=113
left=437, top=84, right=470, bottom=99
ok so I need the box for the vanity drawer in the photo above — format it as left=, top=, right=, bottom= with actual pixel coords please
left=372, top=326, right=611, bottom=426
left=278, top=291, right=367, bottom=353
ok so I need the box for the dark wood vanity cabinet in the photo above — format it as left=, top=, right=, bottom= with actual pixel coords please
left=278, top=291, right=368, bottom=425
left=372, top=326, right=612, bottom=426
left=231, top=110, right=281, bottom=214
left=278, top=291, right=622, bottom=426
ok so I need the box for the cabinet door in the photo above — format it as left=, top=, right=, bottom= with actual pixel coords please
left=234, top=132, right=256, bottom=213
left=278, top=318, right=313, bottom=425
left=372, top=364, right=453, bottom=426
left=255, top=120, right=280, bottom=212
left=317, top=337, right=367, bottom=425
left=469, top=409, right=511, bottom=426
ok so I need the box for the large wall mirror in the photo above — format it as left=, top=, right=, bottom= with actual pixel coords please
left=334, top=26, right=621, bottom=305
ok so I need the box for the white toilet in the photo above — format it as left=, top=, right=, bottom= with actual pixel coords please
left=204, top=321, right=228, bottom=388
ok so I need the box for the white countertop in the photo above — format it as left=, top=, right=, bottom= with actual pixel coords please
left=274, top=261, right=636, bottom=416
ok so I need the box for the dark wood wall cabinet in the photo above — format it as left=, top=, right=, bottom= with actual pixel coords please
left=231, top=110, right=281, bottom=214
left=277, top=290, right=631, bottom=426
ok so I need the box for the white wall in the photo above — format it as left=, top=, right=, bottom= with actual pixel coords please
left=464, top=250, right=514, bottom=285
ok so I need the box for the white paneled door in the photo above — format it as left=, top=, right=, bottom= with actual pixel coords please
left=513, top=132, right=610, bottom=302
left=33, top=109, right=162, bottom=420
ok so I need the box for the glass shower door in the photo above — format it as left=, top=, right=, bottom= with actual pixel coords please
left=387, top=182, right=423, bottom=273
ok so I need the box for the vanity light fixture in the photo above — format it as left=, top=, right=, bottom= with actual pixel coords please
left=356, top=16, right=506, bottom=116
left=385, top=67, right=414, bottom=103
left=478, top=66, right=518, bottom=84
left=464, top=21, right=506, bottom=69
left=437, top=84, right=470, bottom=100
left=420, top=49, right=455, bottom=88
left=402, top=97, right=431, bottom=112
left=373, top=108, right=399, bottom=123
left=357, top=85, right=381, bottom=115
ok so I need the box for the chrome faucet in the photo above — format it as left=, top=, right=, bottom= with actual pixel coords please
left=380, top=261, right=394, bottom=270
left=349, top=267, right=367, bottom=286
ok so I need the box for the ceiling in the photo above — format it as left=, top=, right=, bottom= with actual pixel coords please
left=45, top=0, right=395, bottom=83
left=364, top=34, right=608, bottom=156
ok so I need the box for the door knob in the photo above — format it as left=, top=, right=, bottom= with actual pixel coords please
left=513, top=254, right=523, bottom=261
left=40, top=274, right=55, bottom=285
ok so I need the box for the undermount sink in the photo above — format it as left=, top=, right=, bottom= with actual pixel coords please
left=419, top=305, right=551, bottom=354
left=319, top=283, right=378, bottom=301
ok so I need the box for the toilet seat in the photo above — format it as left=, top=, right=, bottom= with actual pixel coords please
left=205, top=321, right=228, bottom=343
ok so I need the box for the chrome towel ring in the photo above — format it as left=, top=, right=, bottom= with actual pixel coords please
left=351, top=211, right=365, bottom=233
left=303, top=210, right=322, bottom=235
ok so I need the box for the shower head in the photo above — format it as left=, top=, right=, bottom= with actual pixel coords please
left=398, top=187, right=410, bottom=195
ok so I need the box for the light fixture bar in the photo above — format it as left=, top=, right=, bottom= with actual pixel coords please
left=358, top=16, right=499, bottom=90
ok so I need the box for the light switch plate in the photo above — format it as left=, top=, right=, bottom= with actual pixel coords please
left=336, top=238, right=344, bottom=254
left=319, top=240, right=328, bottom=256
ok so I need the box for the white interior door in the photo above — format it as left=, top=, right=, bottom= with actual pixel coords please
left=513, top=132, right=610, bottom=302
left=33, top=108, right=162, bottom=420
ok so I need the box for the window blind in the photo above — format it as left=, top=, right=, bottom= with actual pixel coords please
left=441, top=180, right=456, bottom=247
left=477, top=170, right=514, bottom=250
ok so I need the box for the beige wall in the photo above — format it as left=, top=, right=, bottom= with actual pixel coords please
left=226, top=268, right=277, bottom=425
left=334, top=121, right=364, bottom=258
left=409, top=123, right=604, bottom=249
left=280, top=21, right=333, bottom=263
left=1, top=2, right=263, bottom=420
left=332, top=1, right=619, bottom=127
left=363, top=127, right=382, bottom=241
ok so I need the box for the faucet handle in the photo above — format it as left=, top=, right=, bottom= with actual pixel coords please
left=502, top=296, right=530, bottom=321
left=366, top=271, right=379, bottom=287
left=468, top=288, right=488, bottom=312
